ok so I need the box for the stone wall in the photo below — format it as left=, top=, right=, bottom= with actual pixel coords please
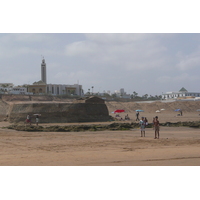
left=0, top=100, right=10, bottom=121
left=0, top=95, right=110, bottom=123
left=9, top=102, right=110, bottom=123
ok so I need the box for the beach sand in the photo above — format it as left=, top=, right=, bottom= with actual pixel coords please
left=0, top=120, right=200, bottom=166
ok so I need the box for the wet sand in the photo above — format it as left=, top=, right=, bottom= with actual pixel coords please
left=0, top=122, right=200, bottom=166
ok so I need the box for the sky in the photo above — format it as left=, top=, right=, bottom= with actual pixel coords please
left=1, top=33, right=200, bottom=96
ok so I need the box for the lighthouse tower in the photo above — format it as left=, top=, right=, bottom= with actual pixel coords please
left=41, top=58, right=47, bottom=84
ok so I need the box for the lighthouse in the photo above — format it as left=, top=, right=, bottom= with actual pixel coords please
left=41, top=58, right=47, bottom=84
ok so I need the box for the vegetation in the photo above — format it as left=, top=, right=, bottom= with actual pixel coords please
left=4, top=121, right=200, bottom=132
left=85, top=91, right=162, bottom=102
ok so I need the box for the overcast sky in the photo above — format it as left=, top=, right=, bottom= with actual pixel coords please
left=1, top=33, right=200, bottom=96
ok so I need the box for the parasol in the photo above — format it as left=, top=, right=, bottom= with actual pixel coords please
left=114, top=109, right=125, bottom=113
left=135, top=109, right=144, bottom=112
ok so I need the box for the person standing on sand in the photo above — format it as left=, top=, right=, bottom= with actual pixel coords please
left=136, top=111, right=140, bottom=121
left=153, top=116, right=160, bottom=139
left=36, top=115, right=39, bottom=126
left=26, top=114, right=31, bottom=125
left=139, top=117, right=146, bottom=137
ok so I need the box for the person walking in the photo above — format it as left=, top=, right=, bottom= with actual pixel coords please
left=139, top=117, right=146, bottom=137
left=136, top=111, right=140, bottom=121
left=153, top=116, right=160, bottom=139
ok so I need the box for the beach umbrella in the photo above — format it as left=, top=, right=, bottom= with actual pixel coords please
left=196, top=109, right=200, bottom=112
left=135, top=109, right=144, bottom=112
left=174, top=109, right=181, bottom=112
left=156, top=110, right=160, bottom=113
left=114, top=109, right=125, bottom=113
left=33, top=114, right=41, bottom=116
left=160, top=108, right=165, bottom=111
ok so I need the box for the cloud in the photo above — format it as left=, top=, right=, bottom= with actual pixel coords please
left=176, top=48, right=200, bottom=70
left=84, top=33, right=153, bottom=44
left=0, top=33, right=52, bottom=43
left=0, top=34, right=61, bottom=59
left=52, top=70, right=99, bottom=87
left=157, top=73, right=200, bottom=83
left=65, top=33, right=169, bottom=71
left=65, top=41, right=98, bottom=57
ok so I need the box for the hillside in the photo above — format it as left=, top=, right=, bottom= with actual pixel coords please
left=105, top=100, right=200, bottom=113
left=105, top=100, right=200, bottom=123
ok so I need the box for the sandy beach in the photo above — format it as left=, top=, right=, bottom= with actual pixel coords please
left=1, top=99, right=200, bottom=166
left=1, top=119, right=200, bottom=166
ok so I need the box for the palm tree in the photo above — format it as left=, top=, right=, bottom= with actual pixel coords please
left=91, top=86, right=94, bottom=95
left=133, top=91, right=138, bottom=98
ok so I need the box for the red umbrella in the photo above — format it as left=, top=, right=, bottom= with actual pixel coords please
left=114, top=109, right=125, bottom=113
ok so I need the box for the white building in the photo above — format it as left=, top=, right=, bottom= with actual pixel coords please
left=9, top=87, right=27, bottom=94
left=0, top=85, right=27, bottom=95
left=114, top=88, right=131, bottom=99
left=162, top=87, right=200, bottom=100
left=47, top=83, right=83, bottom=96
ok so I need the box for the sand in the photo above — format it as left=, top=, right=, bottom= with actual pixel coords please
left=1, top=100, right=200, bottom=166
left=1, top=119, right=200, bottom=166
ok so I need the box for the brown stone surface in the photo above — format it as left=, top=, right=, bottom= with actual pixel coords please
left=0, top=95, right=109, bottom=123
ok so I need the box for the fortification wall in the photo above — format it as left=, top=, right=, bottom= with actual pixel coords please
left=9, top=102, right=109, bottom=123
left=0, top=100, right=10, bottom=121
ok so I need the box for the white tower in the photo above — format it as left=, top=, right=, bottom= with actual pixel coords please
left=41, top=58, right=47, bottom=84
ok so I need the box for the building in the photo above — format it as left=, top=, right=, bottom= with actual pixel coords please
left=47, top=84, right=83, bottom=96
left=0, top=83, right=27, bottom=95
left=28, top=80, right=46, bottom=94
left=28, top=59, right=84, bottom=96
left=114, top=88, right=131, bottom=99
left=41, top=58, right=47, bottom=84
left=162, top=87, right=200, bottom=100
left=9, top=87, right=27, bottom=94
